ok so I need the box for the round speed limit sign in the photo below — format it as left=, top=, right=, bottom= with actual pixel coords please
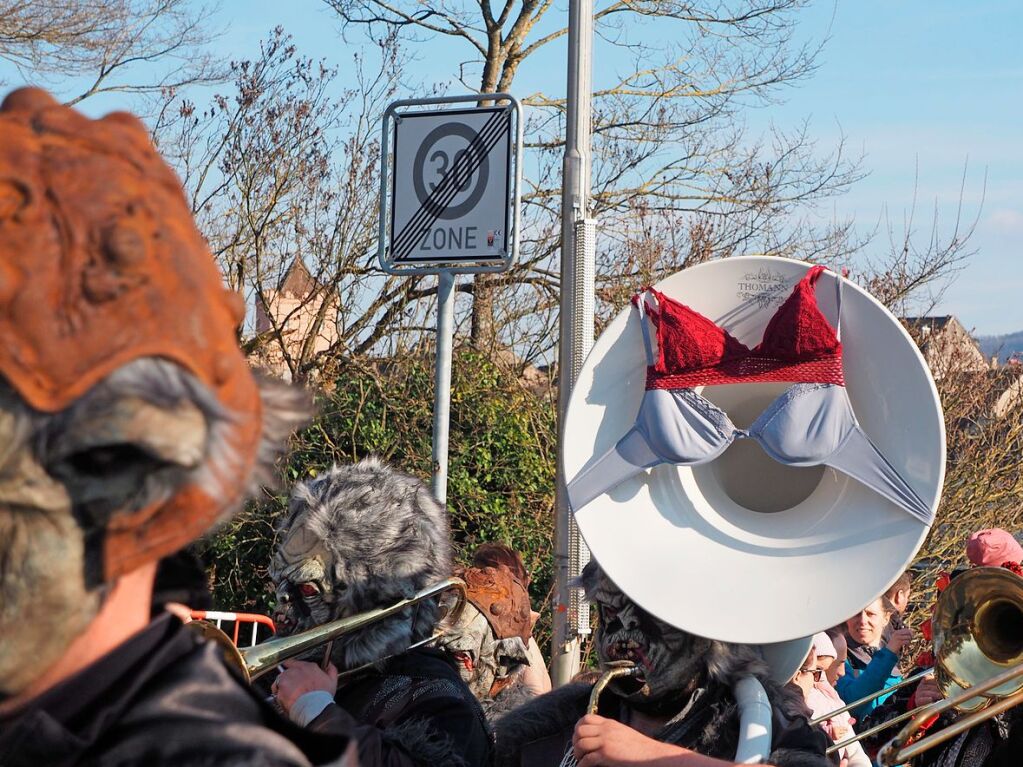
left=412, top=122, right=491, bottom=220
left=386, top=104, right=514, bottom=267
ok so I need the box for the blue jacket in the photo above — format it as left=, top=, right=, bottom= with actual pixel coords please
left=835, top=646, right=901, bottom=719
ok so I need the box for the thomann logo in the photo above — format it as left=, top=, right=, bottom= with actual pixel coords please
left=736, top=268, right=788, bottom=309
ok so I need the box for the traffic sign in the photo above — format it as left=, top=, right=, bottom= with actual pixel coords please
left=376, top=95, right=522, bottom=508
left=378, top=95, right=522, bottom=274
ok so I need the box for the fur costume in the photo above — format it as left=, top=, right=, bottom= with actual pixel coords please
left=0, top=88, right=353, bottom=766
left=270, top=459, right=492, bottom=766
left=493, top=562, right=830, bottom=767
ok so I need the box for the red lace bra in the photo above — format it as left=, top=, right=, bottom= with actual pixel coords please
left=637, top=264, right=844, bottom=389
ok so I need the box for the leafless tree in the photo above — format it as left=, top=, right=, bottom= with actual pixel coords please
left=323, top=0, right=870, bottom=356
left=157, top=28, right=449, bottom=381
left=0, top=0, right=221, bottom=105
left=856, top=164, right=983, bottom=315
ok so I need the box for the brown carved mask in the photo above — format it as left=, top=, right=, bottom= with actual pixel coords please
left=457, top=565, right=531, bottom=643
left=0, top=88, right=261, bottom=583
left=438, top=566, right=532, bottom=700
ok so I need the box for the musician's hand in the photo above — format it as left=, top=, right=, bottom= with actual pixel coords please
left=272, top=660, right=338, bottom=714
left=572, top=714, right=690, bottom=766
left=913, top=676, right=943, bottom=707
left=885, top=627, right=914, bottom=654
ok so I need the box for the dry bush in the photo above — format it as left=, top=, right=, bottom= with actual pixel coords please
left=901, top=339, right=1023, bottom=648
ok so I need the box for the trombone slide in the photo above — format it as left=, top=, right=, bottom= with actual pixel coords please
left=193, top=577, right=467, bottom=683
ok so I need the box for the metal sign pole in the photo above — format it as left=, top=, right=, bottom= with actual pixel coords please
left=431, top=271, right=456, bottom=505
left=377, top=93, right=521, bottom=509
left=552, top=0, right=595, bottom=687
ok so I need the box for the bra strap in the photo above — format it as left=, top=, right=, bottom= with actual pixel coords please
left=808, top=264, right=843, bottom=342
left=805, top=264, right=827, bottom=285
left=634, top=291, right=657, bottom=366
left=834, top=270, right=843, bottom=342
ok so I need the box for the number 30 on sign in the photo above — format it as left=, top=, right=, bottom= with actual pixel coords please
left=379, top=97, right=521, bottom=274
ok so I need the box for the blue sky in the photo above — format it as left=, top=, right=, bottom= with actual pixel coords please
left=769, top=1, right=1022, bottom=337
left=4, top=1, right=1019, bottom=334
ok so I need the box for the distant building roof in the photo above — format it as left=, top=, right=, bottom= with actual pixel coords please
left=278, top=258, right=318, bottom=297
left=900, top=315, right=987, bottom=377
left=902, top=316, right=953, bottom=331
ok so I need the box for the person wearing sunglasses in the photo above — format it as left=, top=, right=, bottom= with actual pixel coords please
left=803, top=634, right=871, bottom=767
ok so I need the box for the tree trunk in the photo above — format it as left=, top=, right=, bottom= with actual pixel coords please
left=468, top=39, right=510, bottom=350
left=470, top=276, right=497, bottom=348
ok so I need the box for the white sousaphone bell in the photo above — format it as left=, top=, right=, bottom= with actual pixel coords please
left=564, top=257, right=945, bottom=760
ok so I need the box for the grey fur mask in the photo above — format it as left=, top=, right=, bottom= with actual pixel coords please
left=269, top=458, right=453, bottom=671
left=579, top=561, right=767, bottom=712
left=0, top=360, right=308, bottom=702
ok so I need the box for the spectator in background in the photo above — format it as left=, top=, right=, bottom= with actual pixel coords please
left=804, top=633, right=870, bottom=767
left=822, top=628, right=848, bottom=688
left=838, top=597, right=913, bottom=719
left=472, top=543, right=552, bottom=696
left=789, top=646, right=819, bottom=704
left=882, top=571, right=913, bottom=637
left=966, top=528, right=1023, bottom=568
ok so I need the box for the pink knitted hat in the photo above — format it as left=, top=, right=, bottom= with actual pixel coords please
left=812, top=631, right=837, bottom=659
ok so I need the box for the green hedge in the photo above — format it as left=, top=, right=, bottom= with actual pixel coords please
left=201, top=349, right=558, bottom=651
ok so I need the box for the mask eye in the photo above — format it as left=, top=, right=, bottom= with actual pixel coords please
left=298, top=582, right=319, bottom=598
left=62, top=443, right=159, bottom=479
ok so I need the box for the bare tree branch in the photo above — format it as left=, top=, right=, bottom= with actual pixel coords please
left=0, top=0, right=224, bottom=106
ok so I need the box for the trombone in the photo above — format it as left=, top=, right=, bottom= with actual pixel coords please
left=879, top=663, right=1023, bottom=764
left=808, top=668, right=935, bottom=755
left=809, top=567, right=1023, bottom=763
left=191, top=576, right=468, bottom=683
left=878, top=566, right=1023, bottom=765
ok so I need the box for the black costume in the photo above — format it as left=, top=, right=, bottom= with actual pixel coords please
left=0, top=616, right=354, bottom=767
left=861, top=695, right=1023, bottom=767
left=910, top=711, right=1023, bottom=767
left=493, top=679, right=831, bottom=767
left=306, top=648, right=492, bottom=767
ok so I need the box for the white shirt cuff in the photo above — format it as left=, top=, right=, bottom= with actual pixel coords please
left=289, top=690, right=334, bottom=727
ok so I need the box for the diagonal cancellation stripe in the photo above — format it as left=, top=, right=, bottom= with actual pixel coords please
left=392, top=110, right=507, bottom=259
left=392, top=109, right=510, bottom=260
left=391, top=109, right=507, bottom=257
